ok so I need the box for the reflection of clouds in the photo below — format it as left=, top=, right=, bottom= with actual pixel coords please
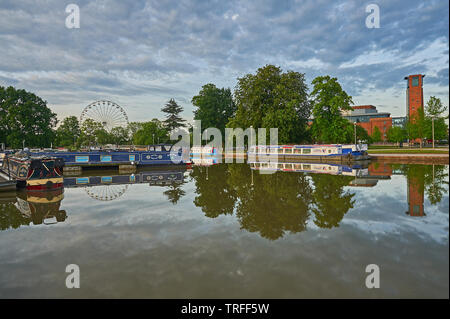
left=0, top=168, right=448, bottom=298
left=343, top=175, right=449, bottom=244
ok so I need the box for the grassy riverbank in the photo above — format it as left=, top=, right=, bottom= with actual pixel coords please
left=367, top=149, right=449, bottom=154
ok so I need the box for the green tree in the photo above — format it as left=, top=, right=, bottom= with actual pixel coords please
left=55, top=116, right=81, bottom=147
left=109, top=127, right=130, bottom=145
left=425, top=96, right=447, bottom=117
left=77, top=119, right=105, bottom=147
left=371, top=126, right=382, bottom=143
left=228, top=65, right=311, bottom=144
left=127, top=122, right=144, bottom=142
left=161, top=99, right=186, bottom=132
left=424, top=117, right=448, bottom=141
left=386, top=126, right=407, bottom=144
left=192, top=84, right=236, bottom=140
left=310, top=76, right=353, bottom=143
left=0, top=86, right=57, bottom=148
left=407, top=108, right=427, bottom=147
left=133, top=120, right=169, bottom=145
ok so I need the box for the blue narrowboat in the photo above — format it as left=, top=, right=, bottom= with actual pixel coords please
left=31, top=144, right=189, bottom=167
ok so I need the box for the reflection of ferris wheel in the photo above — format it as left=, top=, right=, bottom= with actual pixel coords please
left=85, top=185, right=129, bottom=201
left=80, top=100, right=129, bottom=131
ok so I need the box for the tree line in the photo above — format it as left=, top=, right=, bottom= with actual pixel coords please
left=1, top=65, right=448, bottom=149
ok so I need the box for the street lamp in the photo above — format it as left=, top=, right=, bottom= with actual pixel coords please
left=432, top=117, right=435, bottom=149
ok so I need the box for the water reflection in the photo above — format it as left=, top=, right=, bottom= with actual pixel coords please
left=0, top=163, right=447, bottom=238
left=0, top=189, right=66, bottom=230
left=63, top=166, right=188, bottom=202
left=190, top=162, right=448, bottom=239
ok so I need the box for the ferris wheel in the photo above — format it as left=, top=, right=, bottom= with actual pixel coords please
left=80, top=100, right=129, bottom=131
left=84, top=185, right=129, bottom=201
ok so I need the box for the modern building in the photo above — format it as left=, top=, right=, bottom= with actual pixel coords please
left=342, top=105, right=405, bottom=141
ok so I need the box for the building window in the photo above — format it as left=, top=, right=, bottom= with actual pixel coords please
left=412, top=76, right=419, bottom=87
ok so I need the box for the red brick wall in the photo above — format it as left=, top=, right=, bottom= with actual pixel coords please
left=356, top=118, right=392, bottom=141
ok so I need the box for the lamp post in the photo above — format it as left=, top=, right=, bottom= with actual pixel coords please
left=432, top=117, right=435, bottom=149
left=354, top=122, right=357, bottom=147
left=153, top=133, right=155, bottom=145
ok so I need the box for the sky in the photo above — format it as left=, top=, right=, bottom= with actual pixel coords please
left=0, top=0, right=448, bottom=124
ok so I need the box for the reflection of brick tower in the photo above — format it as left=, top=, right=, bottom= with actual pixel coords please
left=406, top=175, right=425, bottom=217
left=404, top=74, right=425, bottom=121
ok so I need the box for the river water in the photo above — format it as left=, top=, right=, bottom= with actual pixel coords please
left=0, top=162, right=448, bottom=298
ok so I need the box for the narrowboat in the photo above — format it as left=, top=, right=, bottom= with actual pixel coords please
left=30, top=144, right=189, bottom=167
left=247, top=144, right=369, bottom=162
left=1, top=153, right=64, bottom=190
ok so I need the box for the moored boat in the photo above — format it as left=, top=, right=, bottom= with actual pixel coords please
left=1, top=152, right=64, bottom=190
left=248, top=144, right=369, bottom=162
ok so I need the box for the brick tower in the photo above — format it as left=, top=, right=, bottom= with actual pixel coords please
left=404, top=74, right=425, bottom=122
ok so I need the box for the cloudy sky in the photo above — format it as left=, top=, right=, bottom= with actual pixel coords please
left=0, top=0, right=448, bottom=123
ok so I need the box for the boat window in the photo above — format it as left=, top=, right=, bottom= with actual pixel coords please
left=149, top=147, right=154, bottom=151
left=278, top=163, right=284, bottom=168
left=294, top=164, right=302, bottom=170
left=303, top=164, right=311, bottom=170
left=277, top=148, right=283, bottom=153
left=294, top=149, right=302, bottom=154
left=164, top=145, right=172, bottom=151
left=284, top=148, right=292, bottom=154
left=302, top=149, right=311, bottom=154
left=286, top=164, right=293, bottom=169
left=155, top=146, right=162, bottom=152
left=328, top=150, right=332, bottom=153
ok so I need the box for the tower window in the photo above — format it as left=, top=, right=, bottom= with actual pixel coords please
left=412, top=76, right=419, bottom=86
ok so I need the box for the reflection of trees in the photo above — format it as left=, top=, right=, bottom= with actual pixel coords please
left=311, top=174, right=355, bottom=229
left=230, top=165, right=313, bottom=240
left=0, top=202, right=30, bottom=230
left=0, top=191, right=66, bottom=231
left=397, top=164, right=448, bottom=205
left=192, top=164, right=313, bottom=240
left=163, top=183, right=186, bottom=205
left=191, top=165, right=237, bottom=218
left=425, top=165, right=448, bottom=205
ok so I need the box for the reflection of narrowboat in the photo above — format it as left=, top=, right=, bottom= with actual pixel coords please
left=1, top=153, right=64, bottom=190
left=63, top=169, right=186, bottom=188
left=12, top=189, right=66, bottom=226
left=248, top=144, right=369, bottom=162
left=249, top=161, right=369, bottom=177
left=190, top=146, right=220, bottom=156
left=191, top=156, right=220, bottom=166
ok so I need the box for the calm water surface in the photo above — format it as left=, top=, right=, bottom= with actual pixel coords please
left=0, top=162, right=448, bottom=298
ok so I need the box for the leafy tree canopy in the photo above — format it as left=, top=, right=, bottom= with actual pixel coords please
left=192, top=83, right=236, bottom=140
left=228, top=64, right=311, bottom=144
left=310, top=76, right=353, bottom=143
left=0, top=86, right=57, bottom=148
